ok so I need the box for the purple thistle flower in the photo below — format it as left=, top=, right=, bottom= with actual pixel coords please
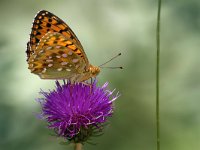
left=38, top=80, right=119, bottom=143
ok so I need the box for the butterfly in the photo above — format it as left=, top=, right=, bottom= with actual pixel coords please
left=26, top=10, right=100, bottom=82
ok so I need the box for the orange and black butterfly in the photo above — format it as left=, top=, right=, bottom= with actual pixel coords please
left=26, top=10, right=100, bottom=82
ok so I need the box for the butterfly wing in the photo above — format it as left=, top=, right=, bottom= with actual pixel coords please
left=26, top=10, right=89, bottom=66
left=28, top=32, right=86, bottom=79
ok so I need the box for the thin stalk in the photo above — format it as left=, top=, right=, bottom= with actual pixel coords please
left=156, top=0, right=162, bottom=150
left=74, top=143, right=82, bottom=150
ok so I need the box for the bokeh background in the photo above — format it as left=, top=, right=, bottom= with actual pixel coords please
left=0, top=0, right=200, bottom=150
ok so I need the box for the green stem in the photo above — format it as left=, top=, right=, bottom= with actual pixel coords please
left=74, top=143, right=82, bottom=150
left=156, top=0, right=162, bottom=150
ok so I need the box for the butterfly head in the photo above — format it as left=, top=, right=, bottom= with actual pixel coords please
left=88, top=65, right=100, bottom=77
left=76, top=65, right=100, bottom=82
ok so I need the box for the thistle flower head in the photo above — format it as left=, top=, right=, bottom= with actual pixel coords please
left=38, top=80, right=119, bottom=143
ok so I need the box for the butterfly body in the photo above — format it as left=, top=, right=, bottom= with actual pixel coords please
left=27, top=10, right=100, bottom=82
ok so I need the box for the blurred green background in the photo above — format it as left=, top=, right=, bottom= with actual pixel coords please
left=0, top=0, right=200, bottom=150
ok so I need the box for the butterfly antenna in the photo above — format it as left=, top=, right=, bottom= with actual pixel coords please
left=99, top=53, right=121, bottom=67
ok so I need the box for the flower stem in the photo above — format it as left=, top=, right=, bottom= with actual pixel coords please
left=156, top=0, right=162, bottom=150
left=74, top=143, right=82, bottom=150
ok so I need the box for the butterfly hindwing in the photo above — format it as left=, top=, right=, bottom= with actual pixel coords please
left=28, top=32, right=86, bottom=79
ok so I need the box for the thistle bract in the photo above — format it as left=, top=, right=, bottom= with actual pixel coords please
left=38, top=81, right=119, bottom=143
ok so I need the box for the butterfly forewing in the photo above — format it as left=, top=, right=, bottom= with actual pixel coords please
left=27, top=10, right=88, bottom=64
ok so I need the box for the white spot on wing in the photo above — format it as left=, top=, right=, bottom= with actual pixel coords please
left=48, top=64, right=53, bottom=67
left=75, top=64, right=79, bottom=69
left=46, top=59, right=53, bottom=62
left=39, top=50, right=44, bottom=54
left=46, top=46, right=52, bottom=50
left=57, top=68, right=63, bottom=71
left=68, top=50, right=73, bottom=55
left=56, top=46, right=61, bottom=49
left=42, top=68, right=47, bottom=73
left=62, top=54, right=67, bottom=58
left=72, top=59, right=79, bottom=63
left=33, top=55, right=37, bottom=59
left=61, top=62, right=68, bottom=66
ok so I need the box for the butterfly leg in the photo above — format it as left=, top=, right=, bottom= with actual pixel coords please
left=90, top=78, right=93, bottom=84
left=63, top=79, right=66, bottom=85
